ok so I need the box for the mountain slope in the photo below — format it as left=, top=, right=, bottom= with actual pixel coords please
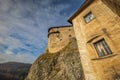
left=0, top=62, right=31, bottom=80
left=25, top=38, right=84, bottom=80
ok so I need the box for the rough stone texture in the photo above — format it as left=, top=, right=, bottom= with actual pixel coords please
left=25, top=38, right=84, bottom=80
left=72, top=0, right=120, bottom=80
left=48, top=26, right=75, bottom=53
left=102, top=0, right=120, bottom=17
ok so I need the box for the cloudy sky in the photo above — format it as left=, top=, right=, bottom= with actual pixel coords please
left=0, top=0, right=85, bottom=63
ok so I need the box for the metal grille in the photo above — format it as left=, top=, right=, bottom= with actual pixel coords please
left=94, top=39, right=112, bottom=57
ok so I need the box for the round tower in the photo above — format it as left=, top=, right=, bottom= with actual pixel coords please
left=48, top=25, right=75, bottom=53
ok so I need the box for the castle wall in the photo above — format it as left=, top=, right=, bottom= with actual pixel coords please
left=72, top=0, right=120, bottom=80
left=102, top=0, right=120, bottom=17
left=48, top=26, right=75, bottom=53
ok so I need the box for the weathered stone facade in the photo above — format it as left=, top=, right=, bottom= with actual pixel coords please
left=102, top=0, right=120, bottom=17
left=48, top=26, right=75, bottom=53
left=25, top=38, right=84, bottom=80
left=68, top=0, right=120, bottom=80
left=26, top=0, right=120, bottom=80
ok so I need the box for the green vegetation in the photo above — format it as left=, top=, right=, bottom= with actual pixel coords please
left=26, top=38, right=84, bottom=80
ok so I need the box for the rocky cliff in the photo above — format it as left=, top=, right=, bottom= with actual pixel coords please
left=25, top=38, right=84, bottom=80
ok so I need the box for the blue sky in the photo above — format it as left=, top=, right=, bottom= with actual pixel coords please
left=0, top=0, right=85, bottom=63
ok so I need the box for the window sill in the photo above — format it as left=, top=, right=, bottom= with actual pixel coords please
left=91, top=54, right=117, bottom=60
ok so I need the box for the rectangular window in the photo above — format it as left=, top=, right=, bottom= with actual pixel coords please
left=84, top=12, right=95, bottom=23
left=94, top=39, right=112, bottom=57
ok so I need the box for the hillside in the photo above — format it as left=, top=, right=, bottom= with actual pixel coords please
left=25, top=38, right=84, bottom=80
left=0, top=62, right=31, bottom=80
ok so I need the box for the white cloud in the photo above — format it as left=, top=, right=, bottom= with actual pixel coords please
left=0, top=52, right=36, bottom=63
left=0, top=0, right=80, bottom=63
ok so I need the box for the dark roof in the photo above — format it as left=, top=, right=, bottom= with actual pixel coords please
left=48, top=31, right=60, bottom=37
left=48, top=25, right=72, bottom=32
left=68, top=0, right=95, bottom=23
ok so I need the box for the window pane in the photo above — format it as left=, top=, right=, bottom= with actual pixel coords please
left=94, top=39, right=112, bottom=57
left=85, top=17, right=90, bottom=23
left=102, top=40, right=112, bottom=54
left=84, top=12, right=95, bottom=23
left=90, top=13, right=95, bottom=20
left=94, top=44, right=102, bottom=56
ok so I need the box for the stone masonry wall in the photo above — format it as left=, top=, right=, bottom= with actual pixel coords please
left=48, top=26, right=75, bottom=53
left=102, top=0, right=120, bottom=17
left=72, top=0, right=120, bottom=80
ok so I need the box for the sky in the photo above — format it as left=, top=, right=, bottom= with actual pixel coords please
left=0, top=0, right=85, bottom=63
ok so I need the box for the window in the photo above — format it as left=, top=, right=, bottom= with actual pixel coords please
left=94, top=39, right=112, bottom=57
left=84, top=12, right=95, bottom=23
left=69, top=35, right=71, bottom=37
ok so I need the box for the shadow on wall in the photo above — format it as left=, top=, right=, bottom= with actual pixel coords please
left=102, top=0, right=120, bottom=17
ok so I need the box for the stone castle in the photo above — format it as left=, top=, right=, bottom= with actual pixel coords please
left=48, top=0, right=120, bottom=80
left=48, top=25, right=75, bottom=53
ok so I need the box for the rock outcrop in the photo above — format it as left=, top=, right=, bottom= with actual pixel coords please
left=25, top=38, right=84, bottom=80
